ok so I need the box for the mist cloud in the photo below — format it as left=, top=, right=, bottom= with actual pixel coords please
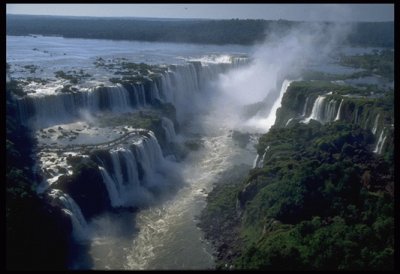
left=210, top=21, right=352, bottom=132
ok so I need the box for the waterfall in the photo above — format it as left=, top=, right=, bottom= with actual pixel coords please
left=373, top=129, right=387, bottom=154
left=334, top=99, right=343, bottom=121
left=285, top=118, right=293, bottom=127
left=301, top=97, right=342, bottom=124
left=253, top=146, right=270, bottom=168
left=17, top=85, right=134, bottom=128
left=264, top=80, right=293, bottom=130
left=97, top=131, right=165, bottom=207
left=161, top=117, right=176, bottom=143
left=108, top=85, right=132, bottom=112
left=302, top=97, right=310, bottom=117
left=372, top=114, right=380, bottom=135
left=149, top=80, right=162, bottom=103
left=48, top=189, right=88, bottom=240
left=354, top=106, right=359, bottom=124
left=18, top=61, right=242, bottom=129
left=133, top=132, right=164, bottom=185
left=101, top=147, right=141, bottom=207
left=259, top=146, right=270, bottom=168
left=324, top=99, right=338, bottom=123
left=302, top=95, right=326, bottom=124
left=252, top=154, right=260, bottom=168
left=244, top=79, right=293, bottom=132
left=99, top=166, right=122, bottom=207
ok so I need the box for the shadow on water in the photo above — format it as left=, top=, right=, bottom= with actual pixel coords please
left=68, top=171, right=186, bottom=270
left=68, top=209, right=141, bottom=270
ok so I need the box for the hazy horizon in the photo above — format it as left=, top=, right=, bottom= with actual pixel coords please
left=6, top=4, right=394, bottom=22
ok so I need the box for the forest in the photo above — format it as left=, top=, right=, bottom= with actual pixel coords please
left=6, top=14, right=394, bottom=47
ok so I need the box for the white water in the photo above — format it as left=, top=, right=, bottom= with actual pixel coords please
left=302, top=97, right=310, bottom=117
left=161, top=117, right=176, bottom=143
left=245, top=80, right=293, bottom=132
left=373, top=129, right=387, bottom=154
left=285, top=118, right=294, bottom=127
left=18, top=84, right=138, bottom=128
left=97, top=132, right=168, bottom=208
left=87, top=56, right=290, bottom=269
left=325, top=99, right=338, bottom=123
left=252, top=154, right=260, bottom=168
left=17, top=62, right=239, bottom=128
left=8, top=34, right=380, bottom=270
left=89, top=106, right=257, bottom=270
left=334, top=99, right=344, bottom=121
left=303, top=95, right=326, bottom=123
left=354, top=106, right=359, bottom=124
left=253, top=146, right=270, bottom=168
left=372, top=114, right=380, bottom=135
left=49, top=189, right=89, bottom=241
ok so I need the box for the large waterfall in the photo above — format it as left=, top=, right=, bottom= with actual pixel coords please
left=96, top=132, right=167, bottom=208
left=18, top=84, right=139, bottom=128
left=17, top=61, right=241, bottom=129
left=245, top=80, right=293, bottom=132
left=267, top=80, right=292, bottom=129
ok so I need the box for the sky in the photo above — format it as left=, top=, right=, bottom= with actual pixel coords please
left=6, top=4, right=394, bottom=22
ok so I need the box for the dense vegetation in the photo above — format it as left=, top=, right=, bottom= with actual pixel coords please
left=339, top=49, right=394, bottom=80
left=201, top=121, right=394, bottom=270
left=6, top=15, right=394, bottom=47
left=201, top=51, right=394, bottom=269
left=6, top=80, right=72, bottom=270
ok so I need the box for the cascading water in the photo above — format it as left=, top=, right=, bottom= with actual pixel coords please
left=373, top=129, right=387, bottom=154
left=48, top=189, right=89, bottom=241
left=372, top=114, right=380, bottom=135
left=245, top=80, right=293, bottom=132
left=324, top=99, right=338, bottom=123
left=354, top=106, right=359, bottom=124
left=264, top=80, right=292, bottom=130
left=285, top=118, right=293, bottom=127
left=302, top=95, right=326, bottom=123
left=86, top=58, right=255, bottom=270
left=302, top=97, right=310, bottom=117
left=97, top=132, right=166, bottom=208
left=17, top=61, right=241, bottom=128
left=334, top=99, right=343, bottom=121
left=161, top=117, right=176, bottom=143
left=253, top=146, right=270, bottom=168
left=17, top=84, right=138, bottom=128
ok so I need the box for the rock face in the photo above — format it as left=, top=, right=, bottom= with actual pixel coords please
left=7, top=194, right=73, bottom=270
left=198, top=164, right=251, bottom=269
left=7, top=84, right=73, bottom=270
left=50, top=129, right=169, bottom=223
left=53, top=158, right=111, bottom=220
